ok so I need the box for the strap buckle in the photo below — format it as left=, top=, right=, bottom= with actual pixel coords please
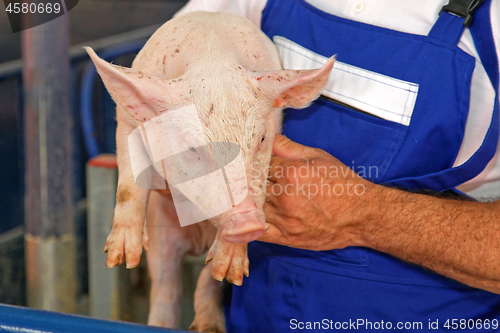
left=439, top=0, right=486, bottom=27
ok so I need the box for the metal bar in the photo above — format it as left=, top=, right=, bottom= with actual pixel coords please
left=0, top=226, right=23, bottom=244
left=22, top=12, right=76, bottom=313
left=0, top=24, right=161, bottom=79
left=68, top=24, right=160, bottom=60
left=0, top=226, right=26, bottom=307
left=0, top=304, right=188, bottom=333
left=86, top=154, right=120, bottom=320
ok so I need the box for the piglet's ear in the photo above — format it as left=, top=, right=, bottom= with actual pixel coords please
left=85, top=47, right=183, bottom=123
left=249, top=57, right=334, bottom=109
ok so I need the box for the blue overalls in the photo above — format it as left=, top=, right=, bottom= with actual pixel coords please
left=226, top=0, right=500, bottom=332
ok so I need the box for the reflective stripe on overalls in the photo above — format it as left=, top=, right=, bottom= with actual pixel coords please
left=226, top=0, right=500, bottom=332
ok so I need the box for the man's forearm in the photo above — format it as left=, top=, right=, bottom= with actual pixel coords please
left=358, top=186, right=500, bottom=293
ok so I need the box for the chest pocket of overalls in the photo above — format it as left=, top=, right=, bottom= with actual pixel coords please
left=261, top=0, right=477, bottom=267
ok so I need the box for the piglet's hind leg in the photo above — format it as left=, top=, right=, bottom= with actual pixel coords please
left=147, top=191, right=190, bottom=328
left=190, top=262, right=226, bottom=333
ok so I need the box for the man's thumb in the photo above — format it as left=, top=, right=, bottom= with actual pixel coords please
left=272, top=134, right=318, bottom=159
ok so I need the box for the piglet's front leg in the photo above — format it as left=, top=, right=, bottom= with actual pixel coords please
left=104, top=119, right=150, bottom=269
left=104, top=184, right=149, bottom=268
left=206, top=230, right=248, bottom=286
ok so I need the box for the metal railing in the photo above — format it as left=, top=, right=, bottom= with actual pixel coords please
left=0, top=304, right=187, bottom=333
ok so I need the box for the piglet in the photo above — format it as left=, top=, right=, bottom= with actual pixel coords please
left=86, top=11, right=333, bottom=332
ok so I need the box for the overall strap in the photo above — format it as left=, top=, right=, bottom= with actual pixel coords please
left=428, top=0, right=485, bottom=44
left=428, top=10, right=466, bottom=45
left=384, top=0, right=499, bottom=191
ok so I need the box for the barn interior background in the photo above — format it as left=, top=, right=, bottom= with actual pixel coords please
left=0, top=0, right=205, bottom=330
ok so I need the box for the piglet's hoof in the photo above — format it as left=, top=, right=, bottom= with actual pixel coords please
left=189, top=323, right=226, bottom=333
left=103, top=220, right=148, bottom=269
left=207, top=231, right=248, bottom=286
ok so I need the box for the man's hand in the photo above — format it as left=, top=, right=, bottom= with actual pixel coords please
left=258, top=135, right=500, bottom=294
left=259, top=134, right=379, bottom=251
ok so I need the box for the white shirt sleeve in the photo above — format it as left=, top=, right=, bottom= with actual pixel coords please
left=492, top=1, right=500, bottom=84
left=175, top=0, right=268, bottom=27
left=458, top=0, right=500, bottom=199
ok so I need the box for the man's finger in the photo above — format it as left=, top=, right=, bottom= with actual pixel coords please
left=261, top=197, right=288, bottom=246
left=268, top=156, right=288, bottom=182
left=273, top=134, right=319, bottom=160
left=264, top=181, right=279, bottom=206
left=263, top=201, right=278, bottom=219
left=257, top=223, right=284, bottom=244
